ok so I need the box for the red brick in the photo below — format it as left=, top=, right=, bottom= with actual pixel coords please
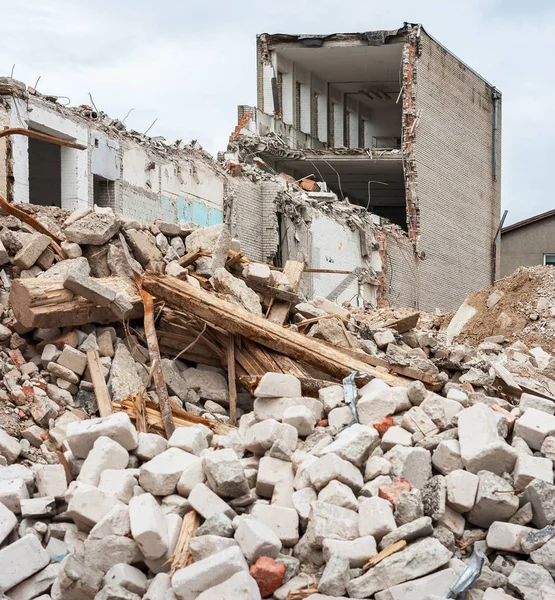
left=378, top=479, right=412, bottom=507
left=374, top=416, right=394, bottom=436
left=250, top=556, right=286, bottom=598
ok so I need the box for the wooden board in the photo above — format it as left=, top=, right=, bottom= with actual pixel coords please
left=142, top=272, right=412, bottom=387
left=266, top=260, right=305, bottom=325
left=86, top=349, right=112, bottom=417
left=385, top=312, right=420, bottom=333
left=11, top=276, right=143, bottom=328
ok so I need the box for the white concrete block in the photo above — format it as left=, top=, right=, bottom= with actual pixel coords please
left=168, top=427, right=208, bottom=456
left=244, top=419, right=297, bottom=456
left=445, top=469, right=479, bottom=513
left=319, top=423, right=379, bottom=467
left=67, top=482, right=123, bottom=528
left=66, top=413, right=138, bottom=458
left=196, top=571, right=261, bottom=600
left=129, top=493, right=169, bottom=560
left=135, top=432, right=167, bottom=461
left=373, top=567, right=458, bottom=600
left=188, top=483, right=236, bottom=520
left=381, top=426, right=413, bottom=451
left=359, top=497, right=397, bottom=541
left=365, top=456, right=392, bottom=481
left=513, top=454, right=554, bottom=489
left=251, top=503, right=299, bottom=546
left=98, top=469, right=137, bottom=504
left=282, top=405, right=315, bottom=437
left=143, top=513, right=182, bottom=574
left=384, top=446, right=432, bottom=490
left=140, top=448, right=200, bottom=496
left=0, top=534, right=50, bottom=592
left=77, top=436, right=129, bottom=486
left=0, top=501, right=17, bottom=545
left=458, top=403, right=517, bottom=474
left=256, top=456, right=294, bottom=498
left=176, top=455, right=206, bottom=497
left=171, top=545, right=248, bottom=600
left=308, top=453, right=363, bottom=492
left=520, top=393, right=555, bottom=415
left=0, top=477, right=30, bottom=513
left=318, top=480, right=358, bottom=511
left=322, top=536, right=377, bottom=568
left=104, top=564, right=148, bottom=595
left=254, top=373, right=301, bottom=398
left=432, top=439, right=463, bottom=475
left=234, top=517, right=282, bottom=562
left=357, top=388, right=397, bottom=426
left=514, top=408, right=555, bottom=451
left=34, top=464, right=67, bottom=498
left=253, top=396, right=323, bottom=422
left=486, top=521, right=536, bottom=553
left=0, top=429, right=21, bottom=464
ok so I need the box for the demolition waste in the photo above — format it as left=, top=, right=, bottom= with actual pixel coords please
left=1, top=202, right=555, bottom=600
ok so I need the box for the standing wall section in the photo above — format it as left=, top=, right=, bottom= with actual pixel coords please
left=412, top=31, right=501, bottom=311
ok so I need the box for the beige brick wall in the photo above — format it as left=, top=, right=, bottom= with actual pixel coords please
left=411, top=32, right=501, bottom=311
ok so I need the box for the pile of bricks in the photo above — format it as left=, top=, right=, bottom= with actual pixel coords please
left=0, top=203, right=555, bottom=598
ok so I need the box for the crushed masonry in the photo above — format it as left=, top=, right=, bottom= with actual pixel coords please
left=0, top=199, right=553, bottom=598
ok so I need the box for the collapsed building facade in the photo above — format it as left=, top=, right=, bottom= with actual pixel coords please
left=228, top=23, right=502, bottom=310
left=0, top=22, right=501, bottom=311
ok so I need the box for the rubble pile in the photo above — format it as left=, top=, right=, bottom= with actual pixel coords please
left=1, top=203, right=555, bottom=598
left=449, top=266, right=555, bottom=351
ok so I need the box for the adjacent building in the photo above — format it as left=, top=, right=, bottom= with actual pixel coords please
left=501, top=209, right=555, bottom=278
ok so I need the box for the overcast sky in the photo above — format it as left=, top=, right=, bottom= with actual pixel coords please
left=3, top=0, right=553, bottom=225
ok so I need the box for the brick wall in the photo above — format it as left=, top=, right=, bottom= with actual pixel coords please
left=384, top=231, right=420, bottom=309
left=229, top=176, right=265, bottom=262
left=412, top=32, right=501, bottom=311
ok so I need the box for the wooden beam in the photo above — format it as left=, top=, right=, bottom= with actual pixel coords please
left=227, top=334, right=237, bottom=426
left=142, top=272, right=411, bottom=387
left=177, top=249, right=208, bottom=268
left=86, top=349, right=112, bottom=417
left=10, top=277, right=143, bottom=328
left=385, top=312, right=420, bottom=333
left=139, top=286, right=175, bottom=438
left=235, top=275, right=303, bottom=304
left=266, top=260, right=305, bottom=326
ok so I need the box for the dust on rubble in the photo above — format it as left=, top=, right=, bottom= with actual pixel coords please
left=456, top=266, right=555, bottom=351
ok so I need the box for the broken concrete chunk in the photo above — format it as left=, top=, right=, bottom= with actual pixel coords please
left=468, top=470, right=519, bottom=528
left=171, top=545, right=248, bottom=600
left=65, top=412, right=138, bottom=458
left=254, top=373, right=302, bottom=398
left=65, top=211, right=120, bottom=245
left=0, top=534, right=50, bottom=592
left=14, top=234, right=51, bottom=270
left=185, top=223, right=231, bottom=278
left=346, top=537, right=452, bottom=598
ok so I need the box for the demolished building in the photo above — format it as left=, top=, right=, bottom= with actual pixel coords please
left=228, top=22, right=502, bottom=311
left=0, top=22, right=501, bottom=313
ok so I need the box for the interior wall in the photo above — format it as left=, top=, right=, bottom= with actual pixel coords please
left=28, top=136, right=61, bottom=207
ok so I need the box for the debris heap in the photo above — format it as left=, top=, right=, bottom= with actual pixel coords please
left=0, top=201, right=555, bottom=599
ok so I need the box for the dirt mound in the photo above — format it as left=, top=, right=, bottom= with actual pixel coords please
left=455, top=265, right=555, bottom=350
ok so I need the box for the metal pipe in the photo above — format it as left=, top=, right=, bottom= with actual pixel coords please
left=366, top=181, right=388, bottom=211
left=492, top=89, right=501, bottom=181
left=0, top=127, right=87, bottom=150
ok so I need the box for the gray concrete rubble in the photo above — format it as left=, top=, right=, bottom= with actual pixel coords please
left=1, top=206, right=555, bottom=597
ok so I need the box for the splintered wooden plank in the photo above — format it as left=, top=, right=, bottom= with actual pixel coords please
left=86, top=349, right=112, bottom=417
left=385, top=312, right=420, bottom=333
left=266, top=260, right=305, bottom=325
left=142, top=272, right=411, bottom=387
